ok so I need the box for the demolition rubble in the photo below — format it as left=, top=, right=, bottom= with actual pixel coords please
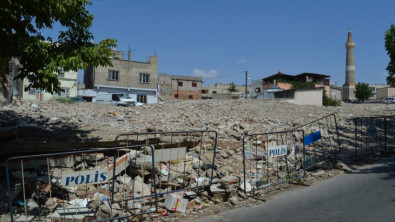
left=0, top=99, right=394, bottom=221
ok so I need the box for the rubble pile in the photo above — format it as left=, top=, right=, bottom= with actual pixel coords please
left=0, top=99, right=394, bottom=221
left=1, top=99, right=394, bottom=144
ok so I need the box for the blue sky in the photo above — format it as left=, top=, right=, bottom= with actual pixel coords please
left=78, top=0, right=395, bottom=86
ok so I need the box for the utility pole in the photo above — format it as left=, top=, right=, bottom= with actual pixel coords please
left=245, top=70, right=248, bottom=99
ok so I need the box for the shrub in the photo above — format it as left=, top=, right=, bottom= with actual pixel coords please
left=323, top=89, right=341, bottom=106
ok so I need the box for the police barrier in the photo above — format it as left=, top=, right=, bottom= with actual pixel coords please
left=242, top=130, right=305, bottom=193
left=5, top=145, right=157, bottom=222
left=387, top=116, right=395, bottom=151
left=115, top=130, right=218, bottom=196
left=293, top=114, right=341, bottom=169
left=353, top=116, right=395, bottom=157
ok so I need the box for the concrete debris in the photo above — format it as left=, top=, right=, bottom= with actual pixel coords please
left=312, top=170, right=326, bottom=177
left=335, top=160, right=354, bottom=173
left=164, top=194, right=188, bottom=213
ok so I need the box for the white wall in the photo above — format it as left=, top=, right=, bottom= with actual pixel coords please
left=293, top=89, right=323, bottom=106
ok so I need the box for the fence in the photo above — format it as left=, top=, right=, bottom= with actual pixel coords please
left=242, top=130, right=305, bottom=193
left=5, top=145, right=157, bottom=222
left=114, top=130, right=218, bottom=196
left=353, top=116, right=395, bottom=157
left=387, top=116, right=395, bottom=151
left=293, top=114, right=341, bottom=169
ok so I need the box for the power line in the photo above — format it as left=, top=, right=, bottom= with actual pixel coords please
left=214, top=71, right=244, bottom=79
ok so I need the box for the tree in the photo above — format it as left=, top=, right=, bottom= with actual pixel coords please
left=354, top=82, right=373, bottom=101
left=0, top=0, right=117, bottom=103
left=227, top=82, right=238, bottom=92
left=385, top=24, right=395, bottom=86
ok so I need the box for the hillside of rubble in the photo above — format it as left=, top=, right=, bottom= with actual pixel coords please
left=1, top=99, right=394, bottom=145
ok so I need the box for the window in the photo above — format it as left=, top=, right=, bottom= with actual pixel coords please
left=178, top=81, right=183, bottom=87
left=58, top=67, right=65, bottom=78
left=192, top=82, right=197, bottom=87
left=255, top=88, right=261, bottom=93
left=112, top=94, right=120, bottom=101
left=175, top=94, right=178, bottom=98
left=139, top=73, right=150, bottom=83
left=56, top=88, right=70, bottom=97
left=213, top=91, right=217, bottom=94
left=189, top=95, right=193, bottom=99
left=108, top=70, right=119, bottom=81
left=137, top=94, right=147, bottom=103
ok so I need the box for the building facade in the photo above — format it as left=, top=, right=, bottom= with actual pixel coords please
left=376, top=87, right=395, bottom=101
left=201, top=83, right=251, bottom=99
left=159, top=74, right=202, bottom=100
left=368, top=84, right=389, bottom=100
left=5, top=58, right=78, bottom=101
left=84, top=49, right=158, bottom=104
left=260, top=72, right=331, bottom=97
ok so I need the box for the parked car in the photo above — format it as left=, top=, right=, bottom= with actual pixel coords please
left=95, top=93, right=137, bottom=107
left=70, top=96, right=86, bottom=102
left=382, top=97, right=395, bottom=104
left=135, top=101, right=144, bottom=106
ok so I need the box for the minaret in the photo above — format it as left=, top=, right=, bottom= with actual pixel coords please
left=342, top=29, right=356, bottom=100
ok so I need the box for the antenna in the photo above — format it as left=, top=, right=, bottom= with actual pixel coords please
left=127, top=44, right=136, bottom=61
left=154, top=49, right=157, bottom=56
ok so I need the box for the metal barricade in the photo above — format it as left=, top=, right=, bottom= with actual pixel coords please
left=114, top=130, right=218, bottom=196
left=242, top=130, right=305, bottom=193
left=5, top=145, right=157, bottom=222
left=353, top=116, right=392, bottom=157
left=386, top=116, right=395, bottom=152
left=293, top=114, right=341, bottom=169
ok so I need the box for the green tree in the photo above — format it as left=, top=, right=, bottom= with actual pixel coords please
left=385, top=24, right=395, bottom=86
left=0, top=0, right=117, bottom=103
left=227, top=82, right=238, bottom=92
left=354, top=82, right=373, bottom=101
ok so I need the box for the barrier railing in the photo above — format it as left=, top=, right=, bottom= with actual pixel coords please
left=114, top=130, right=218, bottom=196
left=386, top=116, right=395, bottom=151
left=5, top=145, right=156, bottom=222
left=353, top=116, right=395, bottom=157
left=293, top=114, right=341, bottom=169
left=242, top=129, right=305, bottom=193
left=353, top=116, right=387, bottom=157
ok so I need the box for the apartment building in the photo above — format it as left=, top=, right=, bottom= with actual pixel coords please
left=159, top=74, right=202, bottom=100
left=83, top=49, right=158, bottom=104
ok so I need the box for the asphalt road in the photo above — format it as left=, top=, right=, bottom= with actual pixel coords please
left=195, top=155, right=395, bottom=222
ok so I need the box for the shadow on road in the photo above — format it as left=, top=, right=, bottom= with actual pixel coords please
left=351, top=156, right=395, bottom=180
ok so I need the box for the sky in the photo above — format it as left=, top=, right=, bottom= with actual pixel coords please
left=75, top=0, right=395, bottom=86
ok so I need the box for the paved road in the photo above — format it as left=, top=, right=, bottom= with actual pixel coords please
left=195, top=155, right=395, bottom=222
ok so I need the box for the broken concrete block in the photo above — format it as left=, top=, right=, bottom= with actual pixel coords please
left=52, top=206, right=95, bottom=222
left=210, top=184, right=226, bottom=194
left=117, top=174, right=132, bottom=185
left=239, top=181, right=252, bottom=192
left=15, top=215, right=35, bottom=222
left=335, top=160, right=353, bottom=172
left=164, top=194, right=188, bottom=213
left=229, top=196, right=239, bottom=205
left=154, top=147, right=186, bottom=162
left=133, top=176, right=152, bottom=197
left=219, top=175, right=240, bottom=190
